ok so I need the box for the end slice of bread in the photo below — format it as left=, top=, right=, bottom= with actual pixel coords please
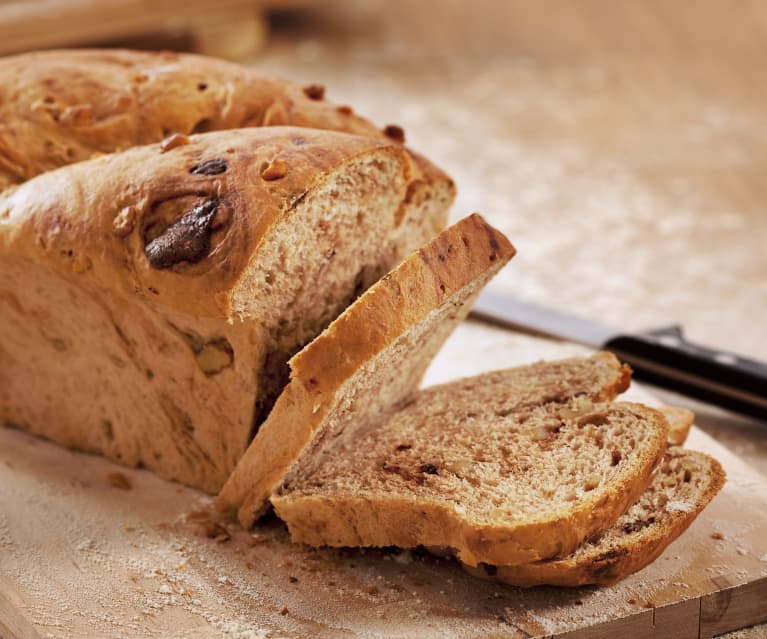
left=660, top=406, right=695, bottom=446
left=216, top=213, right=516, bottom=524
left=270, top=355, right=670, bottom=567
left=465, top=447, right=725, bottom=586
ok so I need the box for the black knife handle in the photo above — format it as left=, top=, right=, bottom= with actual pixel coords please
left=604, top=325, right=767, bottom=422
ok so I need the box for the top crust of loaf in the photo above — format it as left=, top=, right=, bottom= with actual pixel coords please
left=0, top=127, right=411, bottom=319
left=0, top=49, right=380, bottom=187
left=0, top=48, right=453, bottom=200
left=216, top=214, right=516, bottom=524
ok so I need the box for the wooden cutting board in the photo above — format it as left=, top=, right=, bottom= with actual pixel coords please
left=1, top=323, right=766, bottom=639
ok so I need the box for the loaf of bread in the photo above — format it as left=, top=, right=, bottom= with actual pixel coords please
left=0, top=127, right=451, bottom=493
left=217, top=213, right=516, bottom=523
left=0, top=49, right=454, bottom=266
left=0, top=50, right=417, bottom=178
left=1, top=49, right=722, bottom=590
left=0, top=49, right=461, bottom=493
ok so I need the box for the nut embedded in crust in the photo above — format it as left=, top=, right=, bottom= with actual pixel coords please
left=190, top=158, right=228, bottom=176
left=383, top=124, right=406, bottom=144
left=302, top=84, right=326, bottom=100
left=112, top=206, right=136, bottom=237
left=144, top=198, right=221, bottom=269
left=261, top=158, right=289, bottom=181
left=160, top=133, right=191, bottom=152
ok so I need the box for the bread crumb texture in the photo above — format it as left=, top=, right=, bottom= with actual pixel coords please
left=272, top=353, right=672, bottom=566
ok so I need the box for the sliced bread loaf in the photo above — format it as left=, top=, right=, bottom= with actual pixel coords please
left=0, top=127, right=446, bottom=492
left=465, top=447, right=725, bottom=586
left=0, top=49, right=453, bottom=265
left=269, top=355, right=670, bottom=567
left=216, top=214, right=516, bottom=524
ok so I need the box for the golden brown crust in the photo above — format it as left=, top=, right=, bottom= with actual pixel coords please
left=0, top=49, right=454, bottom=217
left=0, top=127, right=403, bottom=318
left=465, top=449, right=725, bottom=586
left=597, top=354, right=632, bottom=399
left=292, top=214, right=512, bottom=389
left=216, top=214, right=515, bottom=524
left=0, top=49, right=376, bottom=186
left=0, top=49, right=455, bottom=277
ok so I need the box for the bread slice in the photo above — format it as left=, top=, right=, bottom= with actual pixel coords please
left=0, top=127, right=449, bottom=492
left=216, top=214, right=516, bottom=524
left=0, top=49, right=453, bottom=265
left=465, top=448, right=725, bottom=586
left=660, top=406, right=694, bottom=446
left=268, top=354, right=669, bottom=567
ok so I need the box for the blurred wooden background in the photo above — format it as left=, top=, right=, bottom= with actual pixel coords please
left=0, top=0, right=312, bottom=58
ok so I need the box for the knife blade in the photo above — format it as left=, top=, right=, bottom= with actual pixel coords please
left=471, top=291, right=767, bottom=422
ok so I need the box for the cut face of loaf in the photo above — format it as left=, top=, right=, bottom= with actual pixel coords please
left=466, top=448, right=725, bottom=586
left=0, top=128, right=444, bottom=492
left=216, top=214, right=516, bottom=525
left=0, top=49, right=454, bottom=265
left=271, top=355, right=671, bottom=567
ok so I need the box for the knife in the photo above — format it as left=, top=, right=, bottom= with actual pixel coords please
left=470, top=291, right=767, bottom=422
